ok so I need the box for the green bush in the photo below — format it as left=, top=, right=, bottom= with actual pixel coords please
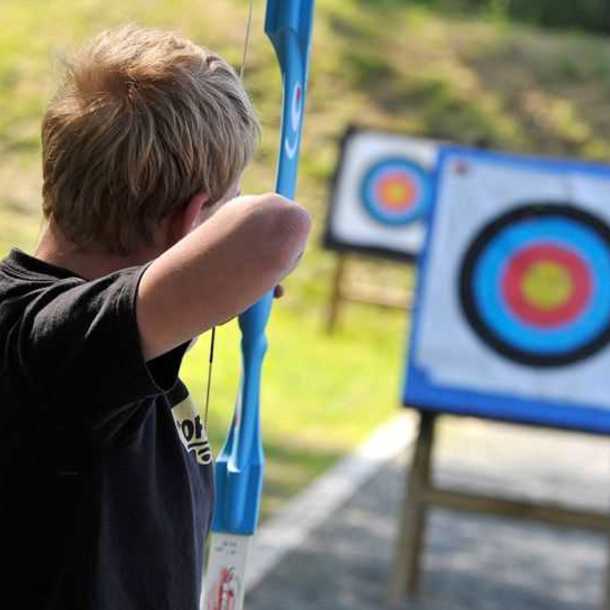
left=373, top=0, right=610, bottom=34
left=503, top=0, right=608, bottom=33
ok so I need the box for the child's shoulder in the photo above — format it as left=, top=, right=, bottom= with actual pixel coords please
left=0, top=248, right=142, bottom=333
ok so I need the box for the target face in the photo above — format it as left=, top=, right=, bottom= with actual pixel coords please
left=404, top=145, right=610, bottom=434
left=324, top=128, right=440, bottom=260
left=460, top=205, right=610, bottom=367
left=360, top=158, right=431, bottom=226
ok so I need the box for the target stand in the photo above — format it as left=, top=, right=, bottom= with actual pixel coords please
left=392, top=146, right=610, bottom=608
left=325, top=253, right=414, bottom=334
left=323, top=127, right=440, bottom=333
left=390, top=411, right=610, bottom=608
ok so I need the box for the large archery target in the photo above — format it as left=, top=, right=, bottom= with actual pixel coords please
left=405, top=146, right=610, bottom=433
left=324, top=128, right=440, bottom=260
left=460, top=205, right=610, bottom=367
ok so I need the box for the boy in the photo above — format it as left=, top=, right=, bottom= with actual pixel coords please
left=0, top=25, right=311, bottom=610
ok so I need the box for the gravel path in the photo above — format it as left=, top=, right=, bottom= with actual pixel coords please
left=247, top=416, right=610, bottom=610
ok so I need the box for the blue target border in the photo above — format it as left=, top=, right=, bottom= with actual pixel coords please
left=360, top=157, right=432, bottom=226
left=404, top=145, right=610, bottom=435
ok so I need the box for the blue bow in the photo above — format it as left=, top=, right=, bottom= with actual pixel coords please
left=211, top=0, right=315, bottom=540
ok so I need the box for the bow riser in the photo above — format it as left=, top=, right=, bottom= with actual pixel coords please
left=212, top=293, right=271, bottom=534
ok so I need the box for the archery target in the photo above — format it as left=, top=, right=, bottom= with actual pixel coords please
left=405, top=146, right=610, bottom=433
left=361, top=157, right=431, bottom=226
left=459, top=204, right=610, bottom=367
left=324, top=128, right=440, bottom=260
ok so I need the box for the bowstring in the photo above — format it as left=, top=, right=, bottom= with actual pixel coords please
left=203, top=327, right=216, bottom=431
left=203, top=0, right=254, bottom=430
left=240, top=0, right=254, bottom=80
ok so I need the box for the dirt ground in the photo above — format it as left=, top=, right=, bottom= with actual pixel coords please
left=247, top=416, right=610, bottom=610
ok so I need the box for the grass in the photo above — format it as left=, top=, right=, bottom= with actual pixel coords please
left=181, top=304, right=407, bottom=516
left=3, top=0, right=610, bottom=518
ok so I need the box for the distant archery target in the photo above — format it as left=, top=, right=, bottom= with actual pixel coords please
left=459, top=204, right=610, bottom=367
left=325, top=129, right=440, bottom=260
left=360, top=158, right=431, bottom=226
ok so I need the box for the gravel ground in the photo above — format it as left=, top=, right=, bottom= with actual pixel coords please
left=247, top=416, right=610, bottom=610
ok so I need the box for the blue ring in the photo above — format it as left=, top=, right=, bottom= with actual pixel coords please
left=360, top=158, right=431, bottom=226
left=473, top=218, right=610, bottom=354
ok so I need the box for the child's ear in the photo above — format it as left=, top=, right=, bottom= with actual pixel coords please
left=170, top=192, right=209, bottom=243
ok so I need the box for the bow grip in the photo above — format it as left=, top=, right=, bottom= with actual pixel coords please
left=211, top=293, right=272, bottom=535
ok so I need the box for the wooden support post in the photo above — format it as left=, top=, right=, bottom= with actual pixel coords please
left=388, top=414, right=610, bottom=609
left=605, top=534, right=610, bottom=610
left=389, top=411, right=436, bottom=604
left=326, top=254, right=346, bottom=334
left=420, top=487, right=610, bottom=531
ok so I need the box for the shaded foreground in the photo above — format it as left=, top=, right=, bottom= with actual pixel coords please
left=248, top=417, right=609, bottom=610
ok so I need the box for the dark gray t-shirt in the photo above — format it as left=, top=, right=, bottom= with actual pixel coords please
left=0, top=249, right=214, bottom=610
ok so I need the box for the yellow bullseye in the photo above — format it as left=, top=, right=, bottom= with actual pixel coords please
left=379, top=180, right=415, bottom=209
left=521, top=261, right=573, bottom=311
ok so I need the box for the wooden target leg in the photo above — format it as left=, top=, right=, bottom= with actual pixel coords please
left=326, top=254, right=346, bottom=334
left=406, top=262, right=416, bottom=313
left=389, top=411, right=436, bottom=604
left=604, top=534, right=610, bottom=610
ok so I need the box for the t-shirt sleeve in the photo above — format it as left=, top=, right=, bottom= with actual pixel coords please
left=16, top=265, right=186, bottom=420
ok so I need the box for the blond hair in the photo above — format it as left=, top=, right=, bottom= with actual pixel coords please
left=42, top=25, right=260, bottom=254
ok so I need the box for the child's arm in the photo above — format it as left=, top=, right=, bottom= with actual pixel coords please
left=136, top=193, right=311, bottom=361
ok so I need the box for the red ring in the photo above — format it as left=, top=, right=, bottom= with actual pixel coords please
left=501, top=243, right=592, bottom=328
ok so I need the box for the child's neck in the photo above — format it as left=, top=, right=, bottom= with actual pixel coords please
left=35, top=222, right=163, bottom=280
